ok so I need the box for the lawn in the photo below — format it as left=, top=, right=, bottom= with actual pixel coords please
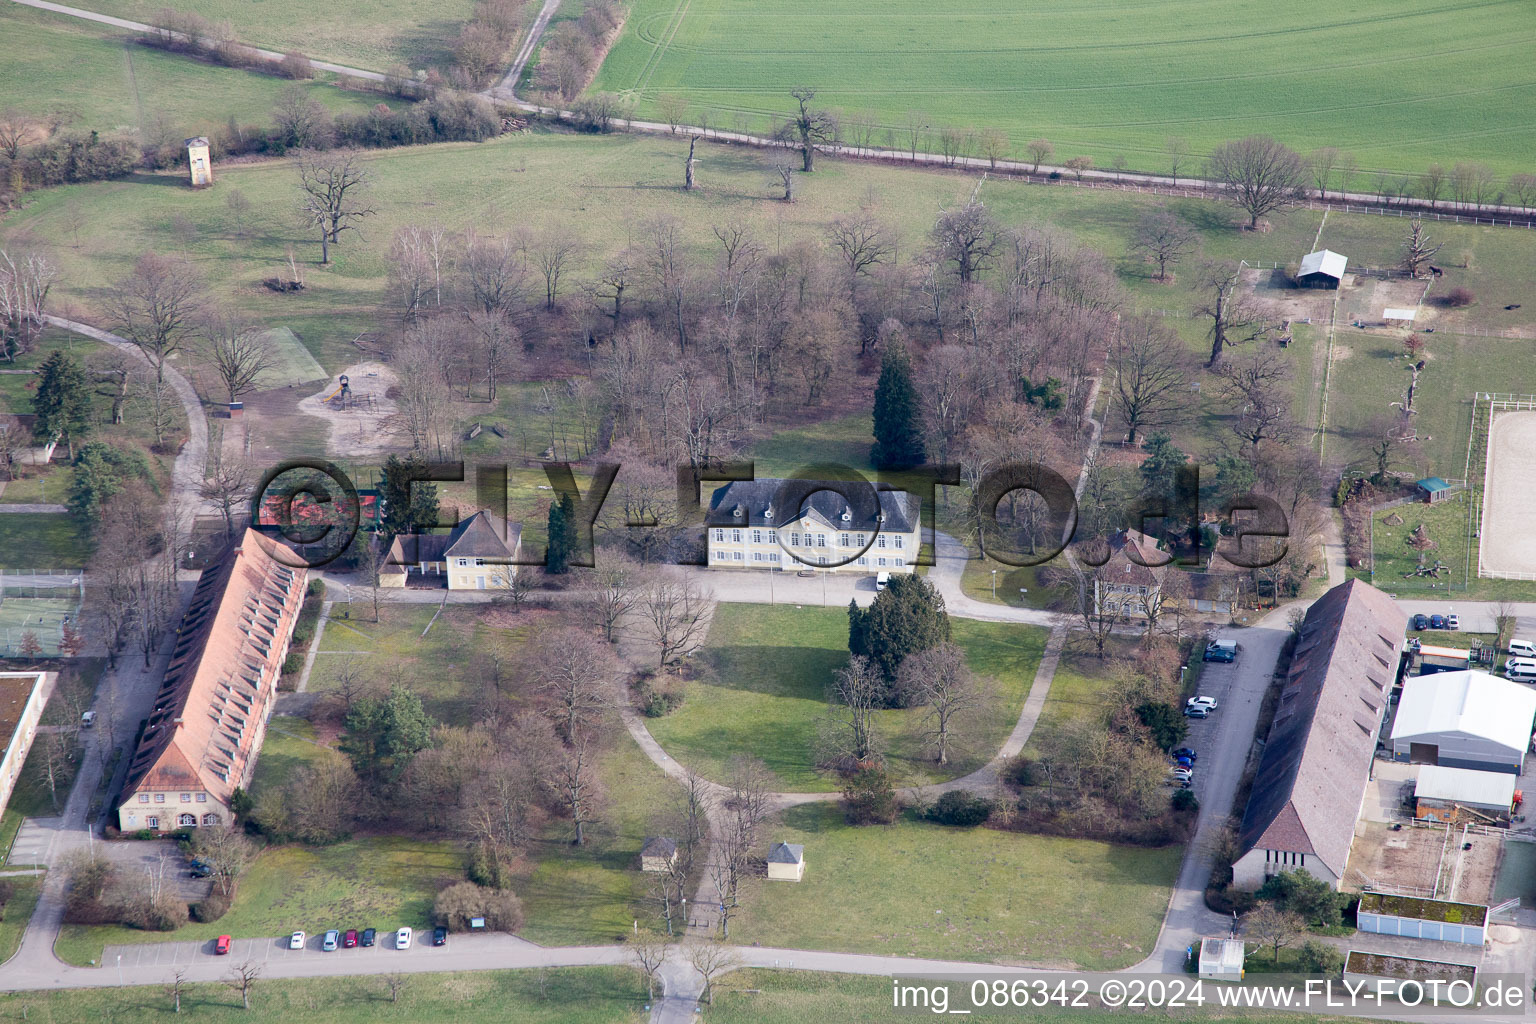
left=0, top=7, right=395, bottom=140
left=731, top=803, right=1182, bottom=968
left=0, top=878, right=42, bottom=964
left=593, top=0, right=1536, bottom=176
left=648, top=603, right=1047, bottom=791
left=58, top=0, right=478, bottom=72
left=1368, top=491, right=1472, bottom=594
left=55, top=835, right=464, bottom=966
left=0, top=516, right=90, bottom=576
left=0, top=968, right=647, bottom=1023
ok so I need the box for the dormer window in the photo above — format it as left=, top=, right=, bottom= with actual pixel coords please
left=764, top=507, right=774, bottom=520
left=733, top=505, right=743, bottom=518
left=841, top=506, right=852, bottom=522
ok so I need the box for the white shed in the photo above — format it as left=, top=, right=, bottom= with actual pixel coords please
left=766, top=842, right=805, bottom=882
left=1297, top=249, right=1348, bottom=287
left=1413, top=765, right=1517, bottom=820
left=1198, top=938, right=1245, bottom=981
left=1391, top=670, right=1536, bottom=774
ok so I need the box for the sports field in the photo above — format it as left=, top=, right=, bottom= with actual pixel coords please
left=593, top=0, right=1536, bottom=176
left=0, top=597, right=79, bottom=656
left=1480, top=409, right=1536, bottom=577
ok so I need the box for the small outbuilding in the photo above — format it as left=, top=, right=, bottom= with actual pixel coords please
left=1297, top=249, right=1347, bottom=288
left=639, top=836, right=677, bottom=873
left=1411, top=642, right=1471, bottom=676
left=1416, top=477, right=1455, bottom=504
left=1413, top=765, right=1517, bottom=822
left=1198, top=938, right=1245, bottom=981
left=1390, top=670, right=1536, bottom=774
left=185, top=136, right=212, bottom=188
left=765, top=842, right=805, bottom=882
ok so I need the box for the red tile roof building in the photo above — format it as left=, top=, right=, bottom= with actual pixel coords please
left=117, top=530, right=306, bottom=833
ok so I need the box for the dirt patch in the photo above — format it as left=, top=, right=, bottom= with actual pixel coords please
left=1345, top=820, right=1501, bottom=904
left=294, top=362, right=401, bottom=459
left=1480, top=409, right=1536, bottom=575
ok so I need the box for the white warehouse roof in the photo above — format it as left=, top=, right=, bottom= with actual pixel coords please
left=1391, top=670, right=1536, bottom=754
left=1299, top=249, right=1348, bottom=279
left=1414, top=765, right=1517, bottom=809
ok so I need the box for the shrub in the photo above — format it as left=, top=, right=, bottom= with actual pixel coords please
left=432, top=881, right=524, bottom=932
left=1443, top=286, right=1474, bottom=308
left=307, top=578, right=325, bottom=596
left=927, top=790, right=993, bottom=828
left=123, top=894, right=185, bottom=931
left=639, top=684, right=682, bottom=718
left=1296, top=939, right=1344, bottom=974
left=1171, top=788, right=1199, bottom=812
left=467, top=845, right=510, bottom=889
left=842, top=764, right=898, bottom=825
left=1001, top=755, right=1037, bottom=787
left=280, top=51, right=314, bottom=79
left=190, top=890, right=232, bottom=922
left=281, top=653, right=304, bottom=676
left=133, top=828, right=156, bottom=840
left=103, top=825, right=120, bottom=840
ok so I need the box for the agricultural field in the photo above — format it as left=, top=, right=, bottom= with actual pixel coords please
left=0, top=7, right=394, bottom=141
left=57, top=0, right=478, bottom=73
left=593, top=0, right=1536, bottom=177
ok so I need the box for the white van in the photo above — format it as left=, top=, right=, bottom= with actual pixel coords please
left=875, top=571, right=890, bottom=591
left=1505, top=658, right=1536, bottom=682
left=1508, top=639, right=1536, bottom=660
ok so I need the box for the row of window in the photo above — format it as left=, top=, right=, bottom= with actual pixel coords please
left=714, top=552, right=906, bottom=567
left=1264, top=849, right=1306, bottom=867
left=138, top=792, right=209, bottom=804
left=711, top=529, right=904, bottom=549
left=142, top=813, right=222, bottom=829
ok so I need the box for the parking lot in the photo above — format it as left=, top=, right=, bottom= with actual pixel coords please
left=101, top=930, right=532, bottom=968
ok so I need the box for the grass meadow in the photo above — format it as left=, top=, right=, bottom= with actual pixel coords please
left=0, top=7, right=395, bottom=139
left=649, top=603, right=1047, bottom=791
left=0, top=969, right=648, bottom=1023
left=731, top=803, right=1182, bottom=969
left=56, top=0, right=477, bottom=72
left=594, top=0, right=1536, bottom=177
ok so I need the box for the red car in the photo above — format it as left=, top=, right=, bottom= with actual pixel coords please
left=215, top=935, right=231, bottom=955
left=343, top=929, right=358, bottom=949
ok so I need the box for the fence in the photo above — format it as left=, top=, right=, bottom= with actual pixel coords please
left=0, top=569, right=84, bottom=598
left=1474, top=394, right=1536, bottom=579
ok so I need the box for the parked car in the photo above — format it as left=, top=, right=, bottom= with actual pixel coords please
left=343, top=929, right=358, bottom=949
left=1446, top=614, right=1460, bottom=630
left=1173, top=754, right=1195, bottom=768
left=396, top=927, right=413, bottom=950
left=875, top=571, right=890, bottom=591
left=215, top=935, right=231, bottom=956
left=289, top=931, right=306, bottom=950
left=1410, top=614, right=1430, bottom=631
left=361, top=927, right=377, bottom=947
left=79, top=711, right=96, bottom=728
left=322, top=930, right=340, bottom=952
left=1170, top=748, right=1198, bottom=763
left=188, top=859, right=213, bottom=878
left=1509, top=639, right=1536, bottom=659
left=1429, top=614, right=1447, bottom=630
left=1186, top=696, right=1219, bottom=711
left=1203, top=641, right=1237, bottom=663
left=1168, top=767, right=1193, bottom=784
left=1505, top=659, right=1536, bottom=682
left=1184, top=705, right=1211, bottom=719
left=432, top=926, right=448, bottom=947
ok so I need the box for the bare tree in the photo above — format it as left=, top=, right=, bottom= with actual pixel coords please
left=582, top=550, right=644, bottom=641
left=631, top=939, right=670, bottom=1000
left=686, top=942, right=740, bottom=1004
left=166, top=967, right=189, bottom=1013
left=1246, top=904, right=1303, bottom=964
left=224, top=189, right=251, bottom=239
left=1194, top=260, right=1272, bottom=365
left=382, top=972, right=408, bottom=1004
left=0, top=109, right=29, bottom=160
left=29, top=729, right=74, bottom=812
left=1216, top=346, right=1296, bottom=455
left=1129, top=210, right=1200, bottom=281
left=527, top=228, right=583, bottom=309
left=655, top=92, right=689, bottom=131
left=1309, top=146, right=1341, bottom=198
left=824, top=655, right=883, bottom=766
left=531, top=626, right=617, bottom=739
left=1206, top=135, right=1308, bottom=228
left=190, top=826, right=254, bottom=897
left=1401, top=218, right=1443, bottom=278
left=224, top=960, right=261, bottom=1010
left=1508, top=173, right=1536, bottom=210
left=1492, top=600, right=1517, bottom=646
left=640, top=575, right=712, bottom=670
left=296, top=149, right=375, bottom=264
left=826, top=213, right=894, bottom=300
left=772, top=162, right=795, bottom=203
left=684, top=134, right=697, bottom=190
left=1043, top=560, right=1126, bottom=659
left=978, top=128, right=1008, bottom=169
left=103, top=252, right=203, bottom=383
left=0, top=249, right=56, bottom=362
left=1421, top=164, right=1447, bottom=209
left=547, top=728, right=601, bottom=846
left=895, top=642, right=983, bottom=764
left=1026, top=138, right=1053, bottom=173
left=200, top=437, right=252, bottom=537
left=1110, top=314, right=1191, bottom=444
left=199, top=312, right=274, bottom=404
left=783, top=87, right=833, bottom=172
left=931, top=202, right=1000, bottom=284
left=1165, top=136, right=1190, bottom=185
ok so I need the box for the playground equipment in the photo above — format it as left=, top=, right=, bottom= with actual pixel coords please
left=323, top=374, right=352, bottom=404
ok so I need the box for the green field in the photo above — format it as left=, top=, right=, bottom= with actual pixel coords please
left=0, top=7, right=394, bottom=140
left=252, top=327, right=330, bottom=389
left=1368, top=491, right=1472, bottom=593
left=648, top=603, right=1047, bottom=791
left=0, top=597, right=80, bottom=656
left=732, top=803, right=1182, bottom=968
left=593, top=0, right=1536, bottom=177
left=0, top=968, right=647, bottom=1023
left=58, top=0, right=478, bottom=73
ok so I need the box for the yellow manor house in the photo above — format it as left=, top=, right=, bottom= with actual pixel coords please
left=704, top=479, right=920, bottom=575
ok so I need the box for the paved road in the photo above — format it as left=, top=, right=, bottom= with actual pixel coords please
left=0, top=504, right=68, bottom=514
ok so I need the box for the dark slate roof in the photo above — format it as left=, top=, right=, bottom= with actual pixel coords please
left=767, top=841, right=804, bottom=864
left=1237, top=580, right=1406, bottom=877
left=386, top=511, right=521, bottom=567
left=641, top=836, right=677, bottom=858
left=1097, top=529, right=1167, bottom=588
left=707, top=480, right=917, bottom=533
